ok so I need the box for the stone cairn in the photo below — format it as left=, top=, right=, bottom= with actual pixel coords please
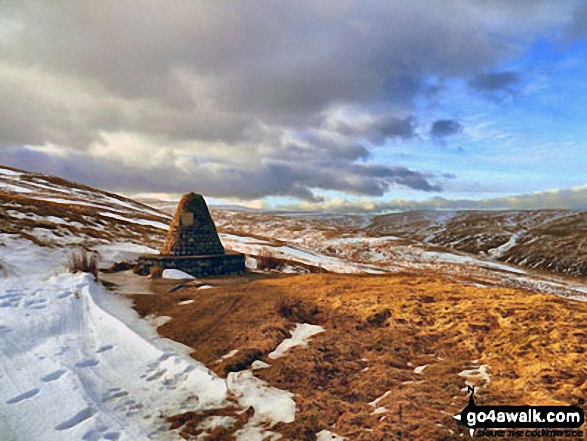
left=137, top=193, right=245, bottom=277
left=161, top=193, right=225, bottom=256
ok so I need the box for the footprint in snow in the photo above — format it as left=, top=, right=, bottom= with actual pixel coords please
left=6, top=387, right=40, bottom=404
left=41, top=369, right=66, bottom=382
left=96, top=345, right=113, bottom=353
left=75, top=359, right=99, bottom=368
left=25, top=298, right=48, bottom=309
left=83, top=430, right=122, bottom=441
left=114, top=399, right=144, bottom=416
left=55, top=407, right=97, bottom=431
left=101, top=390, right=129, bottom=403
left=145, top=369, right=166, bottom=381
left=0, top=294, right=22, bottom=308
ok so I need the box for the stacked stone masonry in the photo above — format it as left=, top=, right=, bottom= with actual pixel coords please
left=160, top=193, right=225, bottom=256
left=137, top=192, right=245, bottom=278
left=137, top=253, right=245, bottom=277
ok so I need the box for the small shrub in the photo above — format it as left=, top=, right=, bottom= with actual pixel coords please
left=69, top=249, right=99, bottom=280
left=256, top=248, right=285, bottom=271
left=366, top=308, right=391, bottom=327
left=277, top=296, right=321, bottom=324
left=277, top=296, right=295, bottom=319
left=150, top=264, right=163, bottom=279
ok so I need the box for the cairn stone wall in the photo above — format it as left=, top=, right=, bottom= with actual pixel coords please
left=138, top=252, right=245, bottom=277
left=160, top=193, right=225, bottom=256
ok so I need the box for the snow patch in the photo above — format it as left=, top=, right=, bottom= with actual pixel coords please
left=215, top=349, right=239, bottom=363
left=368, top=390, right=391, bottom=408
left=94, top=243, right=158, bottom=269
left=488, top=233, right=522, bottom=258
left=99, top=211, right=169, bottom=230
left=268, top=323, right=325, bottom=359
left=144, top=314, right=173, bottom=328
left=227, top=370, right=296, bottom=426
left=316, top=429, right=347, bottom=440
left=0, top=182, right=34, bottom=193
left=414, top=365, right=427, bottom=374
left=458, top=364, right=491, bottom=384
left=251, top=360, right=271, bottom=370
left=162, top=269, right=195, bottom=280
left=221, top=233, right=386, bottom=274
left=0, top=167, right=22, bottom=176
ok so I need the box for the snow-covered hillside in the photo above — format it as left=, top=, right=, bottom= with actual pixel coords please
left=0, top=165, right=171, bottom=274
left=211, top=208, right=587, bottom=278
left=212, top=209, right=587, bottom=301
left=369, top=210, right=587, bottom=276
left=0, top=167, right=301, bottom=440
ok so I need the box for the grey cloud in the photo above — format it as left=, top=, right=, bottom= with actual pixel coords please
left=564, top=2, right=587, bottom=37
left=348, top=164, right=442, bottom=192
left=469, top=71, right=521, bottom=100
left=0, top=1, right=583, bottom=200
left=0, top=146, right=441, bottom=201
left=430, top=119, right=462, bottom=140
left=334, top=116, right=414, bottom=145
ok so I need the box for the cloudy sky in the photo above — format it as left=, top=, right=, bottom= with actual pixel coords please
left=1, top=1, right=587, bottom=211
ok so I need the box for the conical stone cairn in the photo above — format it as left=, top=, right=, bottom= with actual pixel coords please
left=161, top=193, right=225, bottom=256
left=137, top=193, right=245, bottom=277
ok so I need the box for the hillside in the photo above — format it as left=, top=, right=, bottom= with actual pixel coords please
left=132, top=272, right=587, bottom=440
left=210, top=209, right=587, bottom=300
left=1, top=166, right=586, bottom=440
left=369, top=210, right=587, bottom=276
left=0, top=165, right=171, bottom=274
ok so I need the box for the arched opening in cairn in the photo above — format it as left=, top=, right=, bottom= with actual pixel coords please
left=137, top=193, right=245, bottom=277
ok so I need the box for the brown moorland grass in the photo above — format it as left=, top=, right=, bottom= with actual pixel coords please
left=0, top=191, right=168, bottom=249
left=130, top=273, right=587, bottom=440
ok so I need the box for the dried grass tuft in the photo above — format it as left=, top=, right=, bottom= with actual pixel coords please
left=69, top=249, right=99, bottom=280
left=256, top=248, right=285, bottom=271
left=149, top=264, right=163, bottom=279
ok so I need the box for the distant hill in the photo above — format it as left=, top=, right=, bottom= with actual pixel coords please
left=368, top=210, right=587, bottom=276
left=2, top=164, right=586, bottom=279
left=136, top=197, right=262, bottom=215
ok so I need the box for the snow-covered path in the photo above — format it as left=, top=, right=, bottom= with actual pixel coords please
left=0, top=241, right=296, bottom=440
left=0, top=273, right=228, bottom=440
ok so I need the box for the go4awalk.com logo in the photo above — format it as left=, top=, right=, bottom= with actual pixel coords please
left=453, top=386, right=585, bottom=438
